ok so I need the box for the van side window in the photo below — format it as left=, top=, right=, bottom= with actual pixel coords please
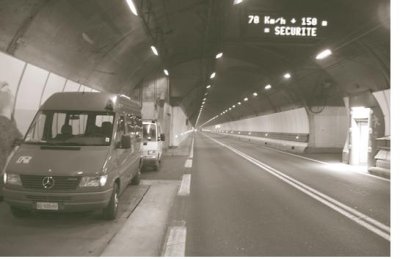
left=117, top=115, right=126, bottom=134
left=127, top=114, right=143, bottom=140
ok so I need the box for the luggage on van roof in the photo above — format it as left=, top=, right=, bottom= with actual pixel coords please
left=41, top=92, right=141, bottom=112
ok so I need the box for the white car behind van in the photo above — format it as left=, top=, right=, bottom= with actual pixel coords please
left=141, top=120, right=165, bottom=170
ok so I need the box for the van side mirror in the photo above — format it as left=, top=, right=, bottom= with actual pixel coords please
left=119, top=135, right=131, bottom=149
left=160, top=133, right=165, bottom=141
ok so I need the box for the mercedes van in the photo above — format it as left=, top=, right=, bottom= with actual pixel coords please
left=141, top=120, right=165, bottom=170
left=2, top=92, right=143, bottom=220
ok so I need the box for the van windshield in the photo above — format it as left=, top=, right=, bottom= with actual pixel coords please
left=24, top=111, right=115, bottom=146
left=143, top=124, right=156, bottom=141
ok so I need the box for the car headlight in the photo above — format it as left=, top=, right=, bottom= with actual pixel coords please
left=148, top=150, right=157, bottom=155
left=3, top=173, right=22, bottom=186
left=79, top=175, right=108, bottom=187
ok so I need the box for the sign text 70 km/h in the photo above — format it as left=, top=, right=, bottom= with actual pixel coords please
left=248, top=15, right=328, bottom=37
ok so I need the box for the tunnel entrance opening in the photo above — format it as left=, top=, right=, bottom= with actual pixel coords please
left=350, top=107, right=370, bottom=166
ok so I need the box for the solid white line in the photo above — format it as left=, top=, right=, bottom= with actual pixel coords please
left=262, top=145, right=390, bottom=182
left=205, top=134, right=390, bottom=241
left=178, top=174, right=191, bottom=196
left=184, top=159, right=192, bottom=168
left=189, top=137, right=195, bottom=159
left=162, top=225, right=187, bottom=257
left=219, top=133, right=390, bottom=182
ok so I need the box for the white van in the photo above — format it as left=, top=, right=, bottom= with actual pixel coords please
left=141, top=120, right=165, bottom=170
left=2, top=92, right=143, bottom=220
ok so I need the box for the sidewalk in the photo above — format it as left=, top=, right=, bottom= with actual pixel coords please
left=101, top=180, right=180, bottom=256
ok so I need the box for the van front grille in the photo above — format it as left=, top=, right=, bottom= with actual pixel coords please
left=20, top=175, right=81, bottom=190
left=26, top=195, right=72, bottom=202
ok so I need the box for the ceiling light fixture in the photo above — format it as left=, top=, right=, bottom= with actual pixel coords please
left=125, top=0, right=138, bottom=16
left=150, top=46, right=158, bottom=56
left=316, top=49, right=332, bottom=60
left=216, top=52, right=223, bottom=59
left=253, top=92, right=258, bottom=97
left=265, top=84, right=272, bottom=90
left=206, top=85, right=211, bottom=89
left=283, top=73, right=291, bottom=79
left=244, top=97, right=248, bottom=101
left=210, top=72, right=216, bottom=79
left=163, top=69, right=169, bottom=76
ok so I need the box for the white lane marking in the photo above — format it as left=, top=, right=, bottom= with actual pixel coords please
left=162, top=225, right=187, bottom=257
left=163, top=225, right=187, bottom=257
left=189, top=137, right=195, bottom=159
left=178, top=174, right=191, bottom=196
left=184, top=159, right=193, bottom=168
left=204, top=134, right=390, bottom=241
left=219, top=133, right=389, bottom=182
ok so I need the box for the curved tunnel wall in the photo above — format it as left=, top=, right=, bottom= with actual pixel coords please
left=1, top=49, right=193, bottom=148
left=0, top=51, right=99, bottom=135
left=219, top=108, right=309, bottom=133
left=207, top=107, right=348, bottom=153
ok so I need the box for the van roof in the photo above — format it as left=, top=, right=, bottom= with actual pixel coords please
left=41, top=92, right=141, bottom=113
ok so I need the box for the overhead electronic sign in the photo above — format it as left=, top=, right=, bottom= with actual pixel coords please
left=247, top=14, right=329, bottom=38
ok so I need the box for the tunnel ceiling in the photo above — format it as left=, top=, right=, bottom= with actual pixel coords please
left=0, top=0, right=390, bottom=127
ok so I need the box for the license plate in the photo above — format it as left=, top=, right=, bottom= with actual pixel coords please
left=36, top=202, right=59, bottom=211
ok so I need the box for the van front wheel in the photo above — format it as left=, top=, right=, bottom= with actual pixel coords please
left=102, top=183, right=119, bottom=220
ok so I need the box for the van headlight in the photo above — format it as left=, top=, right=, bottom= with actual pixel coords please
left=3, top=173, right=22, bottom=186
left=79, top=175, right=108, bottom=187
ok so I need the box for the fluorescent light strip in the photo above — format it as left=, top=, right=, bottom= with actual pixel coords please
left=316, top=49, right=332, bottom=60
left=125, top=0, right=138, bottom=16
left=151, top=46, right=158, bottom=56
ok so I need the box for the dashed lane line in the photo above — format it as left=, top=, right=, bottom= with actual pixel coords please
left=177, top=174, right=191, bottom=196
left=162, top=223, right=187, bottom=257
left=204, top=134, right=390, bottom=241
left=217, top=133, right=389, bottom=182
left=184, top=159, right=192, bottom=168
left=189, top=137, right=195, bottom=159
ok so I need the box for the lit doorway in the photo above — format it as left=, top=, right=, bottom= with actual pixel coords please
left=350, top=107, right=370, bottom=166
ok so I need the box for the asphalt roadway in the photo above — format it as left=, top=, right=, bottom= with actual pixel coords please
left=0, top=132, right=390, bottom=256
left=184, top=133, right=390, bottom=256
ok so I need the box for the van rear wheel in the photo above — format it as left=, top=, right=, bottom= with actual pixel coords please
left=131, top=170, right=141, bottom=185
left=102, top=183, right=119, bottom=220
left=10, top=206, right=30, bottom=218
